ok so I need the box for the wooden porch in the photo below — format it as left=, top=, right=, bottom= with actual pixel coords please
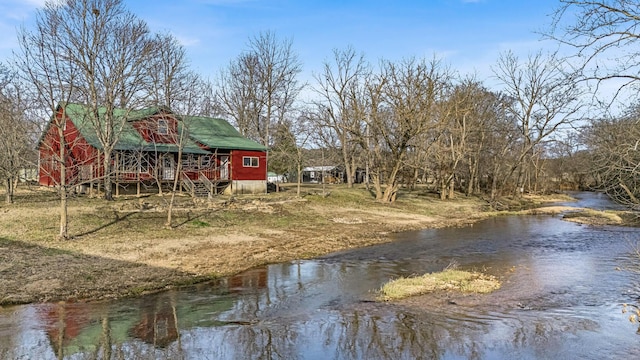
left=75, top=151, right=231, bottom=198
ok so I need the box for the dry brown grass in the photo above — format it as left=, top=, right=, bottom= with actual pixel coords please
left=378, top=269, right=501, bottom=301
left=562, top=209, right=624, bottom=225
left=0, top=184, right=574, bottom=305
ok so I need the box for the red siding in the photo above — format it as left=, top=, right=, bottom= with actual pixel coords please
left=131, top=114, right=179, bottom=144
left=231, top=150, right=267, bottom=181
left=38, top=108, right=102, bottom=186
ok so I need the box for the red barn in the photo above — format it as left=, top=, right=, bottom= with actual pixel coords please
left=38, top=103, right=268, bottom=196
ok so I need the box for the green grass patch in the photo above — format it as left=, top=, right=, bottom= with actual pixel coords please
left=190, top=219, right=211, bottom=228
left=378, top=269, right=501, bottom=301
left=304, top=184, right=377, bottom=206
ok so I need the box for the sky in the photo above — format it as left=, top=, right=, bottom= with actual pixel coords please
left=0, top=0, right=564, bottom=90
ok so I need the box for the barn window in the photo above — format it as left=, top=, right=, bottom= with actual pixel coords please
left=181, top=154, right=198, bottom=171
left=200, top=155, right=212, bottom=168
left=243, top=156, right=259, bottom=167
left=117, top=152, right=149, bottom=173
left=158, top=119, right=168, bottom=135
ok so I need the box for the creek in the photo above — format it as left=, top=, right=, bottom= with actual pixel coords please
left=1, top=192, right=640, bottom=359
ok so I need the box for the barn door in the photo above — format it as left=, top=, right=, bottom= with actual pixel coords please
left=162, top=155, right=175, bottom=180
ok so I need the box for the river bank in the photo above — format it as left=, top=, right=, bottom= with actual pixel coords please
left=0, top=184, right=605, bottom=305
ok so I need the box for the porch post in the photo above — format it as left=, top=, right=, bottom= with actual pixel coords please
left=137, top=152, right=141, bottom=197
left=115, top=152, right=120, bottom=197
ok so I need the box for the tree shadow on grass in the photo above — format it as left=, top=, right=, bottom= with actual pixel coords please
left=74, top=208, right=209, bottom=237
left=170, top=211, right=206, bottom=229
left=74, top=210, right=138, bottom=238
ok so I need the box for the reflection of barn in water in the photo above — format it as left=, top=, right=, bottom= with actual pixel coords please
left=130, top=293, right=180, bottom=348
left=228, top=267, right=268, bottom=291
left=39, top=303, right=95, bottom=358
left=37, top=284, right=236, bottom=357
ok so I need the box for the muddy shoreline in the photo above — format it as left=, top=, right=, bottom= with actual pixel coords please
left=0, top=186, right=624, bottom=306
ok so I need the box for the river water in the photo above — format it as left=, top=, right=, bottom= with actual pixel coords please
left=2, top=192, right=640, bottom=359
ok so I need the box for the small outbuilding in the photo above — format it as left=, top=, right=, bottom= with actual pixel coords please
left=301, top=166, right=343, bottom=184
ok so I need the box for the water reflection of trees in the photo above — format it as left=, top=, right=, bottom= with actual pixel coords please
left=28, top=270, right=263, bottom=359
left=8, top=258, right=633, bottom=359
left=317, top=309, right=486, bottom=360
left=36, top=292, right=185, bottom=359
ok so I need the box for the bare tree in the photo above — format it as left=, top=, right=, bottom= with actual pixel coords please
left=455, top=83, right=503, bottom=197
left=165, top=120, right=187, bottom=228
left=16, top=0, right=83, bottom=238
left=145, top=32, right=208, bottom=115
left=164, top=84, right=211, bottom=228
left=215, top=53, right=262, bottom=139
left=548, top=0, right=640, bottom=207
left=583, top=106, right=640, bottom=207
left=492, top=50, right=584, bottom=196
left=368, top=57, right=452, bottom=203
left=431, top=80, right=479, bottom=200
left=472, top=92, right=520, bottom=201
left=16, top=0, right=197, bottom=237
left=19, top=0, right=156, bottom=202
left=137, top=31, right=213, bottom=227
left=270, top=110, right=313, bottom=196
left=215, top=31, right=303, bottom=149
left=0, top=63, right=36, bottom=204
left=546, top=132, right=593, bottom=191
left=249, top=31, right=303, bottom=147
left=311, top=47, right=371, bottom=187
left=549, top=0, right=640, bottom=100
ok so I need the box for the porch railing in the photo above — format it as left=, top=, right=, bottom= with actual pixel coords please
left=182, top=175, right=196, bottom=197
left=199, top=171, right=215, bottom=196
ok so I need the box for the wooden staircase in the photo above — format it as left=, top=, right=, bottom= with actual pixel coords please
left=191, top=181, right=211, bottom=197
left=182, top=172, right=229, bottom=198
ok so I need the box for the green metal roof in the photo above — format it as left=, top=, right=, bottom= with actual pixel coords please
left=57, top=103, right=264, bottom=154
left=184, top=115, right=267, bottom=151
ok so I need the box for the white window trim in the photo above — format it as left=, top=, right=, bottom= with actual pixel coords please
left=243, top=156, right=259, bottom=167
left=158, top=119, right=168, bottom=135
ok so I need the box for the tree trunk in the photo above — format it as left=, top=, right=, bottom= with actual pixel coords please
left=448, top=176, right=455, bottom=199
left=466, top=157, right=477, bottom=196
left=372, top=173, right=383, bottom=200
left=103, top=149, right=113, bottom=201
left=440, top=178, right=447, bottom=200
left=490, top=171, right=499, bottom=202
left=168, top=122, right=187, bottom=227
left=342, top=144, right=354, bottom=188
left=381, top=180, right=399, bottom=203
left=489, top=157, right=503, bottom=202
left=410, top=167, right=419, bottom=191
left=296, top=165, right=302, bottom=197
left=5, top=178, right=13, bottom=204
left=59, top=179, right=68, bottom=240
left=350, top=156, right=357, bottom=186
left=380, top=161, right=403, bottom=203
left=59, top=127, right=69, bottom=240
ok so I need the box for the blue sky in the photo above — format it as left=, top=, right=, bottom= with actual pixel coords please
left=0, top=0, right=563, bottom=87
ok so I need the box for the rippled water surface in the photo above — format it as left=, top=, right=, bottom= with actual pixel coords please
left=2, top=192, right=640, bottom=359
